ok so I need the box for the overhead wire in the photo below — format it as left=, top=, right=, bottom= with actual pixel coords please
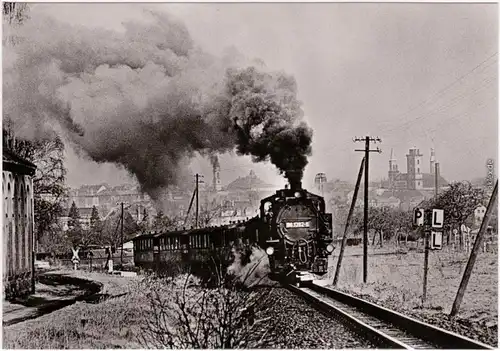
left=318, top=54, right=497, bottom=157
left=376, top=52, right=498, bottom=128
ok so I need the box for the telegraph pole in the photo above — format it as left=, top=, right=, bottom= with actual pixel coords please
left=450, top=180, right=497, bottom=317
left=334, top=157, right=365, bottom=286
left=120, top=202, right=124, bottom=265
left=195, top=174, right=204, bottom=228
left=354, top=136, right=382, bottom=283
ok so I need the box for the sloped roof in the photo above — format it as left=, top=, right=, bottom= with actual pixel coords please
left=3, top=149, right=36, bottom=175
left=99, top=188, right=121, bottom=196
left=111, top=184, right=141, bottom=194
left=226, top=171, right=275, bottom=191
left=61, top=207, right=94, bottom=218
left=76, top=184, right=108, bottom=196
left=422, top=173, right=448, bottom=188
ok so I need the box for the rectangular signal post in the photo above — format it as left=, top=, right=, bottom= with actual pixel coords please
left=416, top=208, right=429, bottom=303
left=354, top=136, right=381, bottom=283
left=422, top=228, right=429, bottom=303
left=423, top=209, right=444, bottom=302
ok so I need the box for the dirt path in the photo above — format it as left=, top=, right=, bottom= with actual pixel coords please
left=3, top=272, right=102, bottom=326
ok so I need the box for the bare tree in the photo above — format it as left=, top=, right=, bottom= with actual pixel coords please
left=198, top=202, right=222, bottom=227
left=3, top=2, right=29, bottom=25
left=137, top=259, right=275, bottom=349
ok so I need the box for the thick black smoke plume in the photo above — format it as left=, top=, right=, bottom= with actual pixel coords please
left=228, top=67, right=312, bottom=188
left=4, top=9, right=312, bottom=199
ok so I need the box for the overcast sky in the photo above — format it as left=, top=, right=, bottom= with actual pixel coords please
left=31, top=3, right=498, bottom=189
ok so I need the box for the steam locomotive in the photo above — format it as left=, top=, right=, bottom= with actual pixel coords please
left=133, top=180, right=334, bottom=284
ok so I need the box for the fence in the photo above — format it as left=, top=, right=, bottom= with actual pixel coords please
left=41, top=254, right=136, bottom=273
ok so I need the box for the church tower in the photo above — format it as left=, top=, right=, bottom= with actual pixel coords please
left=406, top=147, right=423, bottom=190
left=388, top=149, right=399, bottom=188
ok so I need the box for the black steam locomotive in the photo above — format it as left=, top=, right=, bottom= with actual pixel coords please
left=133, top=181, right=334, bottom=284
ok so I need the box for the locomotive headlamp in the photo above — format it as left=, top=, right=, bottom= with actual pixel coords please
left=294, top=192, right=301, bottom=198
left=266, top=247, right=275, bottom=255
left=326, top=244, right=334, bottom=253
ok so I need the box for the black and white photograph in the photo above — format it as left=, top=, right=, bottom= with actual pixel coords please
left=2, top=1, right=498, bottom=348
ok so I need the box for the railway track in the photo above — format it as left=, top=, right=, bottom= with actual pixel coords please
left=287, top=281, right=493, bottom=349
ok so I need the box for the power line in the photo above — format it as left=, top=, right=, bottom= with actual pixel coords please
left=212, top=54, right=497, bottom=179
left=309, top=63, right=496, bottom=158
left=377, top=52, right=497, bottom=128
left=381, top=74, right=497, bottom=134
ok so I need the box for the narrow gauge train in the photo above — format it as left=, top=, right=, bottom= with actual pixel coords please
left=133, top=181, right=334, bottom=283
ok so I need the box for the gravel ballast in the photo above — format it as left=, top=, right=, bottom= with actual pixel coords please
left=252, top=287, right=375, bottom=348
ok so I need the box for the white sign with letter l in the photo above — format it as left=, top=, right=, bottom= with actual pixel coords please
left=432, top=209, right=444, bottom=228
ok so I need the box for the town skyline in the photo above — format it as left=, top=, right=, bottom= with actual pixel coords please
left=64, top=142, right=495, bottom=191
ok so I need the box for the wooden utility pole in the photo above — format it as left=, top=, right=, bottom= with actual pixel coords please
left=333, top=157, right=365, bottom=286
left=195, top=173, right=204, bottom=229
left=450, top=180, right=497, bottom=317
left=354, top=136, right=382, bottom=283
left=184, top=188, right=196, bottom=225
left=422, top=162, right=439, bottom=299
left=120, top=202, right=124, bottom=265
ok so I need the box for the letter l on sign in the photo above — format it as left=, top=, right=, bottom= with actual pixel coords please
left=432, top=209, right=444, bottom=228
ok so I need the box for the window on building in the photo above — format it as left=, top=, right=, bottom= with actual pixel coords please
left=417, top=168, right=420, bottom=173
left=417, top=160, right=419, bottom=164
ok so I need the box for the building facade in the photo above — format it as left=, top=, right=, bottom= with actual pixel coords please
left=3, top=149, right=36, bottom=299
left=384, top=147, right=448, bottom=191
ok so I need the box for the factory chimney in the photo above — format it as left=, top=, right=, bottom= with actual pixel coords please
left=430, top=148, right=436, bottom=174
left=213, top=159, right=222, bottom=192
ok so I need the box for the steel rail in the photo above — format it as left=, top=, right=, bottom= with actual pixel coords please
left=286, top=282, right=493, bottom=350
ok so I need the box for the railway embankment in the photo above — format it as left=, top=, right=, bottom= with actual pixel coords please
left=328, top=245, right=498, bottom=347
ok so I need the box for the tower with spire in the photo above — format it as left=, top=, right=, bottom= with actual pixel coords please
left=388, top=148, right=399, bottom=189
left=384, top=146, right=447, bottom=191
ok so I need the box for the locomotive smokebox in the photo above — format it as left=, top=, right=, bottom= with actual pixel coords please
left=286, top=170, right=302, bottom=190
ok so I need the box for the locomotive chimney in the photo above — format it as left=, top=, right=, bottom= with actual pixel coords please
left=287, top=170, right=302, bottom=190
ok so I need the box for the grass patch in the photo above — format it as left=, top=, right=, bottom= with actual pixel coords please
left=327, top=244, right=498, bottom=346
left=4, top=270, right=274, bottom=349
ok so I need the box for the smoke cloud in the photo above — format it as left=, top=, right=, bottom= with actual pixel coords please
left=228, top=245, right=270, bottom=287
left=4, top=9, right=312, bottom=199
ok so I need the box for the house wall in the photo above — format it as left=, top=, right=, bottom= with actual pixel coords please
left=3, top=170, right=34, bottom=299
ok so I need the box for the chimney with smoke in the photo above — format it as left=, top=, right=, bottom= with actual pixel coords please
left=286, top=170, right=302, bottom=190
